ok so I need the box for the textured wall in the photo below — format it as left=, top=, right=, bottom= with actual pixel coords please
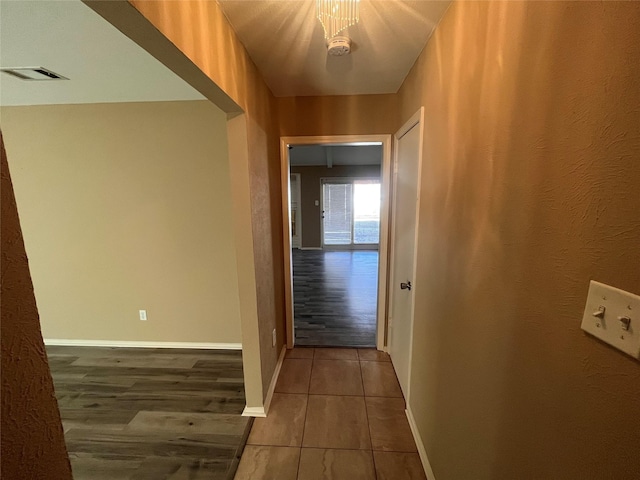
left=291, top=165, right=382, bottom=248
left=118, top=0, right=285, bottom=406
left=278, top=94, right=398, bottom=137
left=398, top=1, right=640, bottom=478
left=2, top=101, right=242, bottom=344
left=1, top=132, right=72, bottom=479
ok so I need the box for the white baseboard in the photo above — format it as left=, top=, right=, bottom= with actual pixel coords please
left=406, top=405, right=436, bottom=480
left=300, top=247, right=322, bottom=250
left=264, top=346, right=286, bottom=414
left=44, top=339, right=242, bottom=350
left=241, top=406, right=266, bottom=417
left=242, top=345, right=286, bottom=418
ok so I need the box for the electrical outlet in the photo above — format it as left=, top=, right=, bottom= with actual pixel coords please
left=139, top=310, right=147, bottom=321
left=272, top=328, right=277, bottom=347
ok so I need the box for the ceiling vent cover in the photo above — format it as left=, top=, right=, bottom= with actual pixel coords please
left=1, top=67, right=68, bottom=81
left=327, top=36, right=351, bottom=56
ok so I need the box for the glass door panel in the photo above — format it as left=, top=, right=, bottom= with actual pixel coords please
left=353, top=181, right=381, bottom=244
left=322, top=183, right=353, bottom=245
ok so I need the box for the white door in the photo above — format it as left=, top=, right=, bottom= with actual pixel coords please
left=388, top=109, right=423, bottom=400
left=290, top=173, right=301, bottom=249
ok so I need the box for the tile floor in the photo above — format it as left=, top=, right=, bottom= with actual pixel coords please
left=234, top=347, right=426, bottom=480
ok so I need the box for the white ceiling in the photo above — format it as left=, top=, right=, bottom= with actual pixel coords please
left=218, top=0, right=451, bottom=97
left=290, top=144, right=382, bottom=166
left=0, top=0, right=205, bottom=106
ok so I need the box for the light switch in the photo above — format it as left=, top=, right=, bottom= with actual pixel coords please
left=580, top=281, right=640, bottom=359
left=315, top=200, right=319, bottom=206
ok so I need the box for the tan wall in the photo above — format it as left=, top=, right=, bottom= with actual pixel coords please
left=278, top=94, right=398, bottom=137
left=291, top=165, right=381, bottom=248
left=87, top=1, right=399, bottom=409
left=1, top=101, right=242, bottom=344
left=1, top=132, right=72, bottom=479
left=398, top=1, right=640, bottom=478
left=114, top=0, right=285, bottom=406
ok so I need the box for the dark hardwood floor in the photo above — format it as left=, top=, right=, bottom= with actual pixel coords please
left=46, top=346, right=251, bottom=480
left=292, top=249, right=378, bottom=347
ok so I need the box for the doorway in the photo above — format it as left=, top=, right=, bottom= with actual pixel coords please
left=280, top=136, right=392, bottom=350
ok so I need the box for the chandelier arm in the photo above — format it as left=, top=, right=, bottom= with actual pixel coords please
left=316, top=0, right=360, bottom=40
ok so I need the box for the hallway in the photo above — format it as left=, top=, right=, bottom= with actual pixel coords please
left=235, top=347, right=425, bottom=479
left=293, top=250, right=378, bottom=347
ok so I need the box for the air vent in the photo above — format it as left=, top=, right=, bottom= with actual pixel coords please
left=1, top=67, right=68, bottom=81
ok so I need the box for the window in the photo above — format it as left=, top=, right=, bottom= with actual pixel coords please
left=322, top=179, right=380, bottom=246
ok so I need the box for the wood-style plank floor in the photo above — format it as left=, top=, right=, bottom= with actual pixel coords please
left=292, top=250, right=378, bottom=347
left=46, top=346, right=251, bottom=480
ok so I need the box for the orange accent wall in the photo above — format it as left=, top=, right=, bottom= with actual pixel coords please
left=397, top=1, right=640, bottom=477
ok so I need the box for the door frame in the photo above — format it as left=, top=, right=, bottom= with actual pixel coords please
left=280, top=135, right=392, bottom=351
left=387, top=107, right=424, bottom=403
left=290, top=173, right=302, bottom=249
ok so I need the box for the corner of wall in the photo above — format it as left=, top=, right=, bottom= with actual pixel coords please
left=226, top=114, right=264, bottom=409
left=1, top=132, right=72, bottom=479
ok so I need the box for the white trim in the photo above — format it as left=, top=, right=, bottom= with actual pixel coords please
left=281, top=138, right=295, bottom=347
left=241, top=406, right=266, bottom=417
left=263, top=346, right=286, bottom=414
left=300, top=247, right=322, bottom=251
left=280, top=134, right=392, bottom=351
left=406, top=406, right=436, bottom=480
left=242, top=345, right=286, bottom=418
left=377, top=138, right=393, bottom=351
left=44, top=339, right=242, bottom=350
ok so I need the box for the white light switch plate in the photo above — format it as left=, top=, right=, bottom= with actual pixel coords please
left=581, top=281, right=640, bottom=359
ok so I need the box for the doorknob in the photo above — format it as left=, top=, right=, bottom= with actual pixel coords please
left=400, top=281, right=412, bottom=291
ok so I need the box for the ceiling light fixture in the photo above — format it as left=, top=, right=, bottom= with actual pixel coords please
left=316, top=0, right=360, bottom=40
left=327, top=36, right=352, bottom=56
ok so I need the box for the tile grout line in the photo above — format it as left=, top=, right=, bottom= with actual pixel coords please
left=358, top=354, right=379, bottom=480
left=294, top=348, right=314, bottom=479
